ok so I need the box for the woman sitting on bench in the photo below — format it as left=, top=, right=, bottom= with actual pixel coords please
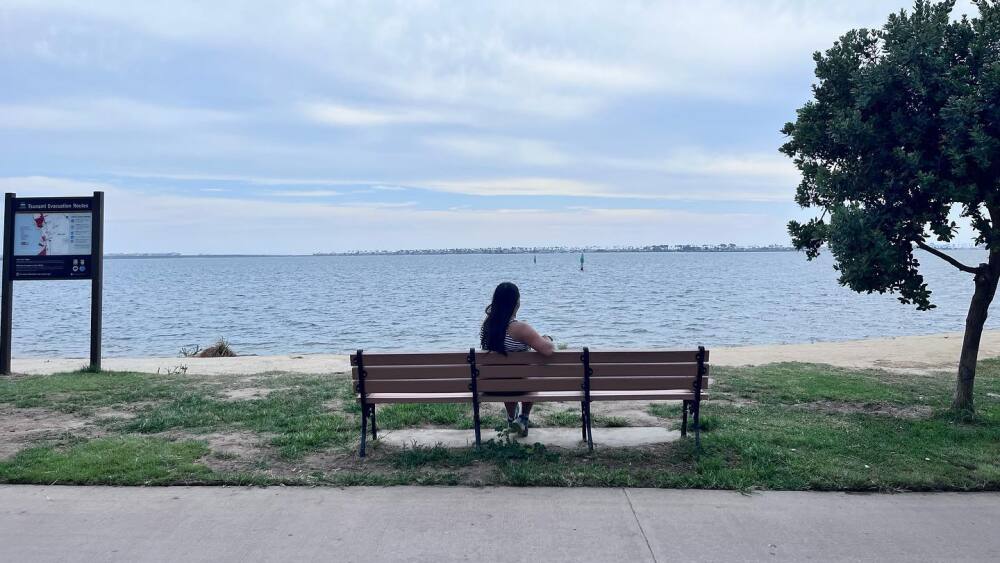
left=479, top=282, right=555, bottom=436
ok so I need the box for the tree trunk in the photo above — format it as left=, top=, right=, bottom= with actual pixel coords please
left=953, top=250, right=1000, bottom=412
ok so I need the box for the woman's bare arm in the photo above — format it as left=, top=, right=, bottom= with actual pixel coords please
left=508, top=321, right=555, bottom=356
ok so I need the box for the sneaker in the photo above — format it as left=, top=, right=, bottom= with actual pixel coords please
left=516, top=414, right=529, bottom=437
left=509, top=415, right=524, bottom=436
left=507, top=404, right=520, bottom=431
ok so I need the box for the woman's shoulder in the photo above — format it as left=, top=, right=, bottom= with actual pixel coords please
left=507, top=319, right=532, bottom=335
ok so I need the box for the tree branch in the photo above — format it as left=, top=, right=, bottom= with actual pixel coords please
left=915, top=241, right=980, bottom=274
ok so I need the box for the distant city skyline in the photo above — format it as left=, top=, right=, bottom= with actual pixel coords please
left=0, top=1, right=981, bottom=253
left=104, top=243, right=798, bottom=258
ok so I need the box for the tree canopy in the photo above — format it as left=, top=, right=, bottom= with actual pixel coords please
left=782, top=0, right=1000, bottom=310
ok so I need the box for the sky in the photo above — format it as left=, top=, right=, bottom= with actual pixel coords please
left=0, top=0, right=981, bottom=254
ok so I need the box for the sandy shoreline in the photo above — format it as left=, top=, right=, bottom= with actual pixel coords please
left=7, top=331, right=1000, bottom=376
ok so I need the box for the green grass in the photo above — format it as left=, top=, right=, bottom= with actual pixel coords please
left=543, top=409, right=629, bottom=428
left=1, top=360, right=998, bottom=489
left=390, top=439, right=558, bottom=470
left=121, top=384, right=352, bottom=459
left=373, top=403, right=476, bottom=429
left=713, top=362, right=949, bottom=404
left=0, top=437, right=213, bottom=485
left=0, top=370, right=185, bottom=414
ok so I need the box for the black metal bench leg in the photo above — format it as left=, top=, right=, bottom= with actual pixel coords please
left=370, top=404, right=377, bottom=441
left=467, top=348, right=482, bottom=448
left=472, top=399, right=482, bottom=448
left=585, top=401, right=594, bottom=451
left=580, top=401, right=587, bottom=441
left=681, top=400, right=689, bottom=437
left=359, top=403, right=368, bottom=458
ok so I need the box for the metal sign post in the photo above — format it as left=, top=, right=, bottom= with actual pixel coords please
left=0, top=191, right=104, bottom=375
left=0, top=194, right=14, bottom=375
left=90, top=192, right=104, bottom=372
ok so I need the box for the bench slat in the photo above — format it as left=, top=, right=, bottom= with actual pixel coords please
left=359, top=390, right=710, bottom=404
left=353, top=365, right=469, bottom=380
left=588, top=350, right=708, bottom=364
left=352, top=350, right=709, bottom=367
left=364, top=392, right=472, bottom=404
left=476, top=362, right=702, bottom=379
left=477, top=375, right=703, bottom=393
left=475, top=351, right=582, bottom=365
left=479, top=377, right=581, bottom=393
left=591, top=363, right=702, bottom=378
left=478, top=363, right=580, bottom=379
left=592, top=376, right=700, bottom=391
left=355, top=363, right=705, bottom=381
left=351, top=353, right=470, bottom=367
left=363, top=378, right=471, bottom=394
left=476, top=390, right=707, bottom=403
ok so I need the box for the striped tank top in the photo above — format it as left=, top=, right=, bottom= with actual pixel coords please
left=481, top=319, right=530, bottom=353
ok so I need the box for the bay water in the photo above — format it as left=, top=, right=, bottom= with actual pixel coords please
left=6, top=250, right=994, bottom=358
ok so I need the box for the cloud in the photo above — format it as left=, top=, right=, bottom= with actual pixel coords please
left=601, top=150, right=799, bottom=182
left=419, top=177, right=611, bottom=197
left=423, top=135, right=571, bottom=167
left=0, top=98, right=236, bottom=130
left=108, top=169, right=792, bottom=203
left=110, top=172, right=364, bottom=187
left=339, top=201, right=418, bottom=208
left=300, top=102, right=461, bottom=127
left=3, top=1, right=925, bottom=121
left=264, top=190, right=343, bottom=197
left=505, top=52, right=658, bottom=91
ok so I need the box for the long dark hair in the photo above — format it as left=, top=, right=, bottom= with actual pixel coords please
left=480, top=282, right=520, bottom=354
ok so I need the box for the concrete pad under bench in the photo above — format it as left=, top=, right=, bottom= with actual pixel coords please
left=377, top=426, right=680, bottom=449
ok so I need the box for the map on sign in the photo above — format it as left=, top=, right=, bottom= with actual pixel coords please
left=13, top=212, right=93, bottom=256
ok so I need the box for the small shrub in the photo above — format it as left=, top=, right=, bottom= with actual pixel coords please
left=198, top=338, right=236, bottom=358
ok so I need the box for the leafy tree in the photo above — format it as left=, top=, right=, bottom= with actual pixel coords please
left=781, top=0, right=1000, bottom=412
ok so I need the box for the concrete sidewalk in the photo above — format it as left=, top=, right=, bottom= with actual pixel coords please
left=0, top=486, right=997, bottom=562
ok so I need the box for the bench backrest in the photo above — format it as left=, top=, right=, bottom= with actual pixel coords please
left=350, top=349, right=709, bottom=396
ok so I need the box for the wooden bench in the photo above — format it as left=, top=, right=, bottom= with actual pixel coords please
left=350, top=347, right=709, bottom=457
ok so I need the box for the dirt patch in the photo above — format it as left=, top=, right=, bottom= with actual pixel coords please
left=706, top=397, right=758, bottom=408
left=219, top=387, right=286, bottom=401
left=792, top=400, right=932, bottom=419
left=294, top=449, right=365, bottom=472
left=288, top=448, right=493, bottom=485
left=871, top=359, right=941, bottom=372
left=201, top=431, right=265, bottom=457
left=453, top=461, right=494, bottom=486
left=155, top=430, right=272, bottom=473
left=589, top=401, right=665, bottom=425
left=91, top=406, right=138, bottom=421
left=0, top=406, right=102, bottom=460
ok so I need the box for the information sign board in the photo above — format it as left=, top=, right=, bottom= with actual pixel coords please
left=12, top=197, right=95, bottom=280
left=1, top=192, right=104, bottom=373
